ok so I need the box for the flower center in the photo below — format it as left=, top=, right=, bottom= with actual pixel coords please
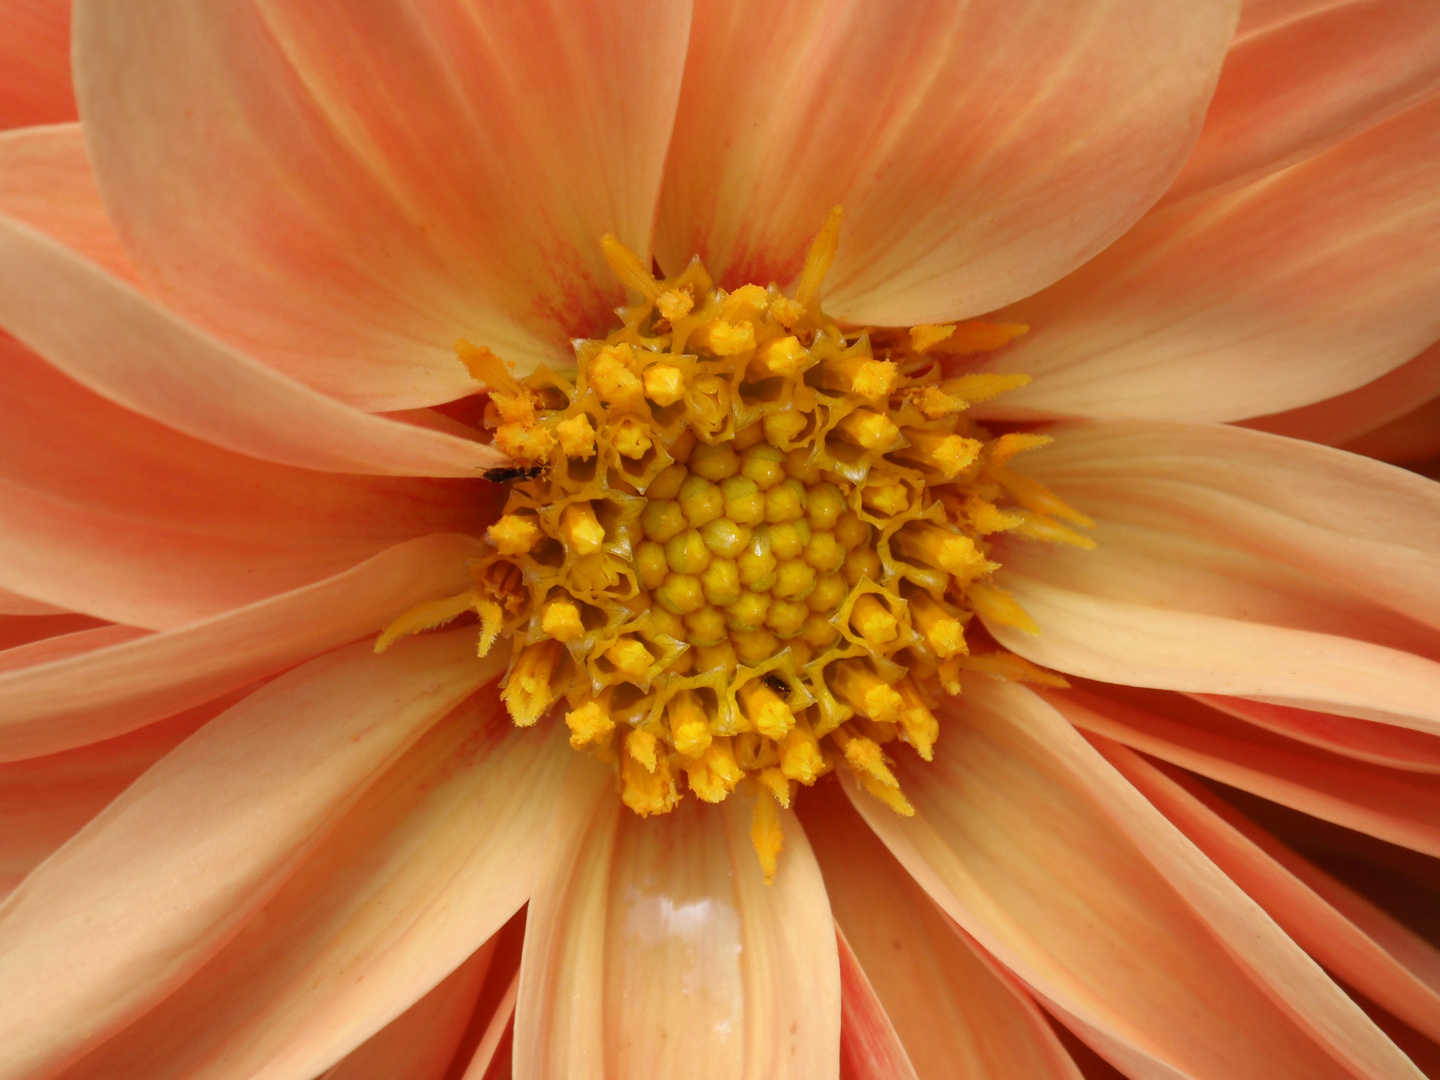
left=378, top=210, right=1093, bottom=879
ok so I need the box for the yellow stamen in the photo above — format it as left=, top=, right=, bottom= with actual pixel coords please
left=379, top=212, right=1093, bottom=878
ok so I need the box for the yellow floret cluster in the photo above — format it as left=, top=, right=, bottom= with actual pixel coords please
left=378, top=212, right=1094, bottom=879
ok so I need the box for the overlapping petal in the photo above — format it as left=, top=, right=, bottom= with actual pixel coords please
left=0, top=632, right=491, bottom=1080
left=0, top=0, right=74, bottom=128
left=984, top=94, right=1440, bottom=422
left=0, top=332, right=492, bottom=628
left=321, top=949, right=493, bottom=1080
left=1052, top=685, right=1440, bottom=859
left=1097, top=742, right=1440, bottom=1044
left=846, top=679, right=1420, bottom=1080
left=515, top=757, right=840, bottom=1080
left=0, top=216, right=505, bottom=476
left=800, top=784, right=1081, bottom=1080
left=0, top=125, right=135, bottom=283
left=986, top=421, right=1440, bottom=730
left=52, top=684, right=564, bottom=1080
left=72, top=0, right=692, bottom=405
left=835, top=929, right=920, bottom=1080
left=658, top=0, right=1237, bottom=325
left=0, top=533, right=487, bottom=760
left=1166, top=0, right=1440, bottom=205
left=0, top=698, right=231, bottom=899
left=1243, top=341, right=1440, bottom=447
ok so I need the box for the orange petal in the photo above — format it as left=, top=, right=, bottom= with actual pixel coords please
left=72, top=0, right=691, bottom=408
left=53, top=691, right=562, bottom=1080
left=0, top=215, right=504, bottom=476
left=0, top=334, right=492, bottom=629
left=1342, top=396, right=1440, bottom=467
left=0, top=697, right=229, bottom=900
left=986, top=421, right=1440, bottom=732
left=0, top=631, right=495, bottom=1079
left=1243, top=340, right=1440, bottom=447
left=657, top=0, right=1237, bottom=325
left=323, top=946, right=492, bottom=1080
left=836, top=927, right=920, bottom=1080
left=800, top=781, right=1081, bottom=1080
left=0, top=125, right=134, bottom=283
left=1052, top=684, right=1440, bottom=859
left=1197, top=695, right=1440, bottom=775
left=1167, top=0, right=1440, bottom=205
left=0, top=533, right=487, bottom=759
left=0, top=589, right=69, bottom=617
left=846, top=679, right=1418, bottom=1080
left=1095, top=740, right=1440, bottom=1045
left=0, top=0, right=75, bottom=128
left=515, top=757, right=840, bottom=1080
left=984, top=96, right=1440, bottom=423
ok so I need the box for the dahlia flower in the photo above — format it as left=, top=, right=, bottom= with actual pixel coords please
left=2, top=0, right=1440, bottom=1078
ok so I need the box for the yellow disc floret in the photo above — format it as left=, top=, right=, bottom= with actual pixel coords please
left=379, top=213, right=1092, bottom=881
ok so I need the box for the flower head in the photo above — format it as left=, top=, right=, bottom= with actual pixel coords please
left=1, top=1, right=1439, bottom=1078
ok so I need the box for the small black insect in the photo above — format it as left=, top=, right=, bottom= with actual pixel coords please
left=482, top=465, right=547, bottom=484
left=762, top=672, right=791, bottom=698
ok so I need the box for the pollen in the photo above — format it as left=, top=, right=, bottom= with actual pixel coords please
left=379, top=213, right=1089, bottom=878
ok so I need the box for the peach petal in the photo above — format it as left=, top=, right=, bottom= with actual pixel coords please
left=836, top=928, right=920, bottom=1080
left=0, top=631, right=494, bottom=1080
left=0, top=533, right=487, bottom=761
left=1343, top=397, right=1440, bottom=466
left=458, top=968, right=520, bottom=1080
left=1095, top=742, right=1440, bottom=1044
left=515, top=757, right=840, bottom=1080
left=0, top=589, right=67, bottom=617
left=52, top=688, right=563, bottom=1080
left=800, top=782, right=1081, bottom=1080
left=1051, top=684, right=1440, bottom=859
left=0, top=0, right=74, bottom=128
left=73, top=0, right=691, bottom=406
left=0, top=624, right=149, bottom=675
left=987, top=421, right=1440, bottom=731
left=1243, top=340, right=1440, bottom=446
left=0, top=333, right=492, bottom=629
left=845, top=679, right=1419, bottom=1080
left=0, top=214, right=505, bottom=476
left=1197, top=695, right=1440, bottom=775
left=1166, top=0, right=1440, bottom=205
left=322, top=948, right=493, bottom=1080
left=984, top=96, right=1440, bottom=422
left=0, top=613, right=105, bottom=648
left=658, top=0, right=1236, bottom=326
left=0, top=124, right=135, bottom=283
left=0, top=697, right=235, bottom=900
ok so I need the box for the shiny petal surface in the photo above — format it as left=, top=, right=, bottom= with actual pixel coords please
left=0, top=214, right=504, bottom=475
left=0, top=533, right=487, bottom=760
left=516, top=759, right=840, bottom=1080
left=987, top=421, right=1440, bottom=731
left=1098, top=742, right=1440, bottom=1044
left=0, top=0, right=74, bottom=127
left=0, top=632, right=491, bottom=1080
left=55, top=691, right=563, bottom=1080
left=1166, top=0, right=1440, bottom=204
left=1051, top=685, right=1440, bottom=858
left=847, top=679, right=1419, bottom=1080
left=658, top=0, right=1237, bottom=323
left=985, top=96, right=1440, bottom=422
left=0, top=333, right=489, bottom=629
left=0, top=124, right=135, bottom=283
left=321, top=949, right=492, bottom=1080
left=800, top=783, right=1081, bottom=1080
left=74, top=0, right=691, bottom=404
